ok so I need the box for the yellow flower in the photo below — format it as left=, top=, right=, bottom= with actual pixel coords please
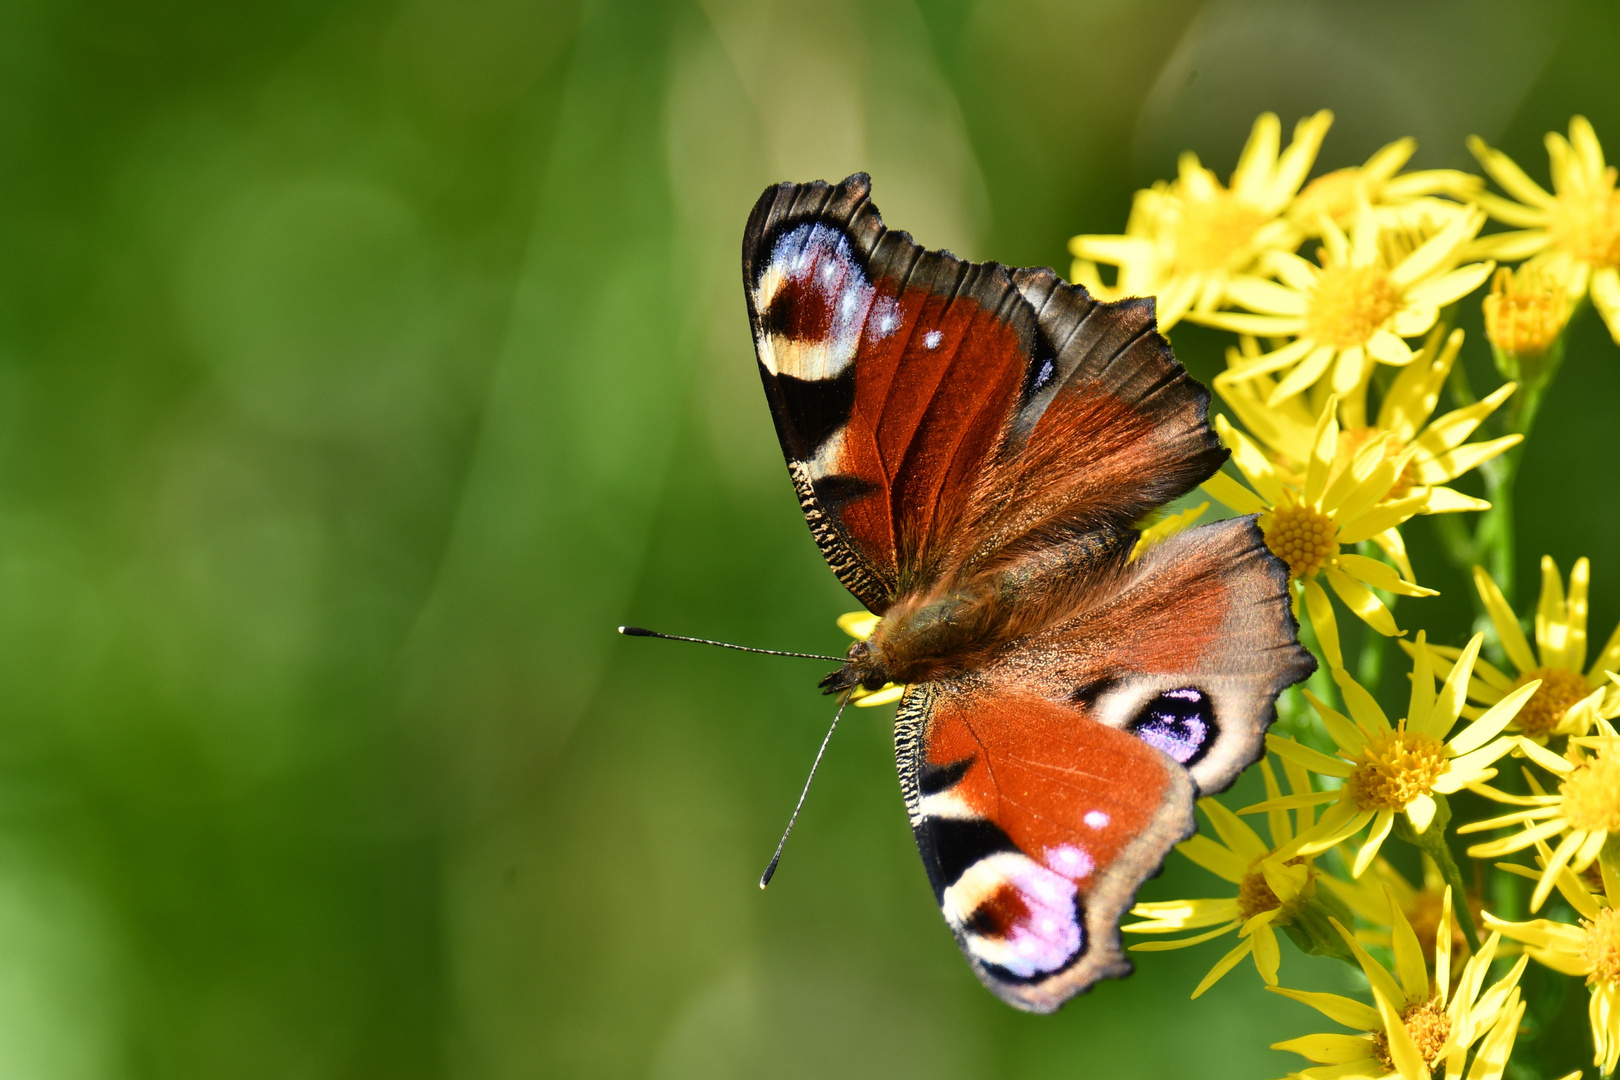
left=1408, top=557, right=1620, bottom=740
left=834, top=612, right=903, bottom=707
left=1461, top=730, right=1620, bottom=912
left=1270, top=887, right=1528, bottom=1080
left=1469, top=116, right=1620, bottom=344
left=1289, top=136, right=1483, bottom=237
left=1202, top=397, right=1434, bottom=668
left=1216, top=328, right=1520, bottom=513
left=1069, top=111, right=1333, bottom=330
left=1192, top=201, right=1493, bottom=405
left=1123, top=758, right=1328, bottom=997
left=1256, top=633, right=1536, bottom=876
left=1482, top=852, right=1620, bottom=1074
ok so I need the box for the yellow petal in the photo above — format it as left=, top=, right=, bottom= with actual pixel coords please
left=1325, top=566, right=1400, bottom=637
left=1266, top=986, right=1382, bottom=1031
left=1226, top=275, right=1308, bottom=316
left=1303, top=576, right=1343, bottom=668
left=1415, top=436, right=1522, bottom=485
left=1434, top=738, right=1519, bottom=792
left=1335, top=493, right=1429, bottom=545
left=1465, top=816, right=1570, bottom=859
left=1466, top=134, right=1556, bottom=209
left=1473, top=565, right=1537, bottom=675
left=1408, top=630, right=1436, bottom=732
left=1429, top=632, right=1484, bottom=739
left=1569, top=557, right=1591, bottom=675
left=1260, top=758, right=1292, bottom=847
left=1530, top=830, right=1585, bottom=912
left=1406, top=794, right=1438, bottom=833
left=1334, top=916, right=1409, bottom=1007
left=1403, top=260, right=1495, bottom=310
left=1412, top=382, right=1515, bottom=455
left=1373, top=987, right=1430, bottom=1080
left=1271, top=1034, right=1378, bottom=1065
left=1127, top=920, right=1243, bottom=950
left=1389, top=207, right=1486, bottom=289
left=1336, top=553, right=1435, bottom=597
left=1239, top=790, right=1343, bottom=815
left=1292, top=805, right=1376, bottom=859
left=1304, top=688, right=1368, bottom=753
left=1386, top=885, right=1430, bottom=1003
left=1447, top=680, right=1541, bottom=756
left=1251, top=919, right=1281, bottom=984
left=1353, top=810, right=1396, bottom=877
left=1270, top=343, right=1337, bottom=405
left=852, top=684, right=904, bottom=707
left=1517, top=735, right=1577, bottom=775
left=1266, top=734, right=1354, bottom=778
left=1201, top=470, right=1267, bottom=515
left=1332, top=666, right=1392, bottom=734
left=1200, top=798, right=1270, bottom=862
left=1536, top=554, right=1568, bottom=669
left=837, top=612, right=881, bottom=639
left=1173, top=834, right=1248, bottom=883
left=1190, top=936, right=1254, bottom=999
left=1422, top=486, right=1491, bottom=513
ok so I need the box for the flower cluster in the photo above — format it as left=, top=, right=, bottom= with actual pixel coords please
left=1070, top=113, right=1620, bottom=1079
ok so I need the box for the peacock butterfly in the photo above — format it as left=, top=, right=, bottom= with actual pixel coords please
left=737, top=174, right=1314, bottom=1013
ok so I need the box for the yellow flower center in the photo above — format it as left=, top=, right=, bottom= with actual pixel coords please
left=1347, top=723, right=1449, bottom=811
left=1173, top=193, right=1267, bottom=273
left=1305, top=264, right=1402, bottom=349
left=1236, top=857, right=1313, bottom=921
left=1559, top=748, right=1620, bottom=833
left=1260, top=504, right=1338, bottom=579
left=1584, top=907, right=1620, bottom=986
left=1483, top=264, right=1569, bottom=356
left=1548, top=175, right=1620, bottom=268
left=1373, top=1002, right=1452, bottom=1071
left=1511, top=666, right=1590, bottom=737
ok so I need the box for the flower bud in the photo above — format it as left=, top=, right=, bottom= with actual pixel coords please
left=1484, top=263, right=1568, bottom=383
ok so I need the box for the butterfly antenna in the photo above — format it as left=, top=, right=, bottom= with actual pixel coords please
left=617, top=625, right=842, bottom=662
left=759, top=691, right=851, bottom=889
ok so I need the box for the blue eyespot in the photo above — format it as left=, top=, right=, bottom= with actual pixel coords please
left=1130, top=687, right=1214, bottom=765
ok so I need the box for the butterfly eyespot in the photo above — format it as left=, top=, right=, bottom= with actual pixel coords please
left=1128, top=687, right=1215, bottom=765
left=761, top=275, right=834, bottom=343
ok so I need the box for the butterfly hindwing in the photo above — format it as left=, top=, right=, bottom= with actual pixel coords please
left=896, top=517, right=1313, bottom=1011
left=896, top=681, right=1195, bottom=1013
left=742, top=175, right=1226, bottom=610
left=990, top=516, right=1315, bottom=798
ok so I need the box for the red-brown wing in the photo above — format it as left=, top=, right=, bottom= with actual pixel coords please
left=896, top=683, right=1194, bottom=1013
left=741, top=174, right=1226, bottom=611
left=895, top=517, right=1314, bottom=1012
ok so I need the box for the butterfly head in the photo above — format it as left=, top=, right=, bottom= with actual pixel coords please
left=819, top=637, right=892, bottom=696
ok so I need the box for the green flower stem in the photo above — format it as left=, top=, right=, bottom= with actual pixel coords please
left=1392, top=794, right=1480, bottom=953
left=1476, top=447, right=1519, bottom=604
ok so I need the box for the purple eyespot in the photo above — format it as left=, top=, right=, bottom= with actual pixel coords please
left=1130, top=687, right=1214, bottom=765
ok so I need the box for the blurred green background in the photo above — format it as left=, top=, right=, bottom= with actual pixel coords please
left=4, top=0, right=1620, bottom=1076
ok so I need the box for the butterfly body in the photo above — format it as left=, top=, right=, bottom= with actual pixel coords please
left=822, top=526, right=1134, bottom=694
left=742, top=174, right=1314, bottom=1012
